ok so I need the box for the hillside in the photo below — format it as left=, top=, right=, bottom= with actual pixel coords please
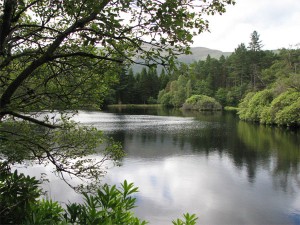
left=131, top=47, right=232, bottom=73
left=177, top=47, right=231, bottom=64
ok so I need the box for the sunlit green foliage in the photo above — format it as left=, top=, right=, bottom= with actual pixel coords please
left=158, top=75, right=190, bottom=107
left=274, top=97, right=300, bottom=126
left=234, top=45, right=300, bottom=127
left=238, top=89, right=273, bottom=122
left=238, top=89, right=300, bottom=127
left=260, top=90, right=300, bottom=124
left=183, top=94, right=222, bottom=111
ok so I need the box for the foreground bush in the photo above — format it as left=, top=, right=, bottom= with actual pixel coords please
left=0, top=164, right=198, bottom=225
left=182, top=95, right=222, bottom=111
left=0, top=162, right=42, bottom=224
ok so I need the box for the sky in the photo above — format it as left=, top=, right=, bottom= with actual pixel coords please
left=192, top=0, right=300, bottom=52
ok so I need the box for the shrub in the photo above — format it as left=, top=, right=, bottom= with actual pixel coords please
left=0, top=162, right=41, bottom=224
left=238, top=92, right=255, bottom=121
left=26, top=200, right=65, bottom=225
left=172, top=213, right=198, bottom=225
left=183, top=95, right=222, bottom=111
left=1, top=165, right=198, bottom=225
left=238, top=88, right=300, bottom=127
left=238, top=90, right=273, bottom=122
left=260, top=106, right=273, bottom=124
left=270, top=90, right=300, bottom=111
left=260, top=90, right=300, bottom=125
left=275, top=98, right=300, bottom=126
left=64, top=180, right=147, bottom=225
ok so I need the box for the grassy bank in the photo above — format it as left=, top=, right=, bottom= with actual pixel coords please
left=224, top=106, right=239, bottom=112
left=107, top=104, right=162, bottom=109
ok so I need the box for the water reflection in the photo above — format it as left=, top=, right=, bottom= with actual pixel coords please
left=19, top=109, right=300, bottom=224
left=237, top=121, right=300, bottom=193
left=95, top=108, right=300, bottom=224
left=104, top=155, right=296, bottom=225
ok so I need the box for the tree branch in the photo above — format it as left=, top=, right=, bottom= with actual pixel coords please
left=0, top=0, right=17, bottom=55
left=0, top=1, right=111, bottom=109
left=51, top=51, right=123, bottom=63
left=0, top=50, right=39, bottom=70
left=3, top=111, right=60, bottom=129
left=11, top=1, right=39, bottom=22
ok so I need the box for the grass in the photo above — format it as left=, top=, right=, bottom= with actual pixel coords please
left=107, top=104, right=162, bottom=109
left=224, top=106, right=239, bottom=112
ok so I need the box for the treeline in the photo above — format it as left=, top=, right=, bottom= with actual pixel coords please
left=158, top=44, right=299, bottom=126
left=157, top=41, right=300, bottom=126
left=158, top=31, right=281, bottom=107
left=105, top=31, right=300, bottom=126
left=104, top=67, right=169, bottom=105
left=105, top=31, right=276, bottom=106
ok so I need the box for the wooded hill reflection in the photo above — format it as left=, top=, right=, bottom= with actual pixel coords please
left=106, top=108, right=300, bottom=192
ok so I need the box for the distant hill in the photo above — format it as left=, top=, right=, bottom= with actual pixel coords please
left=131, top=47, right=232, bottom=74
left=177, top=47, right=231, bottom=64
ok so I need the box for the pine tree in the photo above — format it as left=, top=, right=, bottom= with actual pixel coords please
left=248, top=30, right=263, bottom=52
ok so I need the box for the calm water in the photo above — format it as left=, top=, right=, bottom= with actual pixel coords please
left=21, top=108, right=300, bottom=224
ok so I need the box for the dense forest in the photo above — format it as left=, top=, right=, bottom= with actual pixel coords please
left=106, top=31, right=300, bottom=127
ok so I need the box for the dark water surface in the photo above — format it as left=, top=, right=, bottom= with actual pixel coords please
left=22, top=108, right=300, bottom=224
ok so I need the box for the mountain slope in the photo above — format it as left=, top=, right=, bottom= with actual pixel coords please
left=131, top=47, right=231, bottom=73
left=178, top=47, right=231, bottom=64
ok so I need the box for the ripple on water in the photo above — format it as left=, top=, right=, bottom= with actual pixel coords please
left=73, top=112, right=213, bottom=132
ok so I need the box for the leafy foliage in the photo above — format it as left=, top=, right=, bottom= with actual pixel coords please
left=238, top=89, right=300, bottom=127
left=238, top=89, right=273, bottom=122
left=158, top=75, right=190, bottom=107
left=0, top=115, right=124, bottom=189
left=156, top=32, right=299, bottom=112
left=172, top=213, right=198, bottom=225
left=274, top=96, right=300, bottom=126
left=237, top=49, right=300, bottom=127
left=0, top=166, right=198, bottom=225
left=0, top=162, right=42, bottom=224
left=64, top=180, right=147, bottom=225
left=26, top=200, right=65, bottom=225
left=154, top=35, right=299, bottom=127
left=183, top=94, right=222, bottom=111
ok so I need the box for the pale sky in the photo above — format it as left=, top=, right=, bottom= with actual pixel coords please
left=192, top=0, right=300, bottom=52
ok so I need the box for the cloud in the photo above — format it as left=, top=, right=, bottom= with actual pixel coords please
left=192, top=0, right=300, bottom=51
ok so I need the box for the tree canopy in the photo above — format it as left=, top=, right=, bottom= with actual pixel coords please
left=156, top=31, right=299, bottom=128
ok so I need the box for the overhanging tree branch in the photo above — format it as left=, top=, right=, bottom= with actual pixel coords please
left=3, top=111, right=60, bottom=129
left=0, top=7, right=105, bottom=109
left=51, top=52, right=123, bottom=63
